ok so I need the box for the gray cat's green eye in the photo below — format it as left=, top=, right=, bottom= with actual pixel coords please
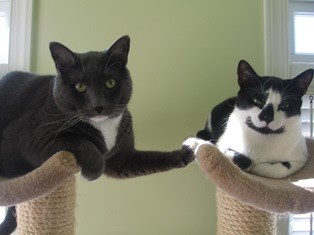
left=105, top=79, right=116, bottom=89
left=75, top=83, right=87, bottom=92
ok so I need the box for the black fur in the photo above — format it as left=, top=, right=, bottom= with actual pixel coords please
left=197, top=97, right=236, bottom=144
left=197, top=60, right=313, bottom=177
left=229, top=149, right=252, bottom=170
left=0, top=207, right=16, bottom=235
left=0, top=36, right=194, bottom=233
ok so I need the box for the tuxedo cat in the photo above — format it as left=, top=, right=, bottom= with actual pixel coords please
left=0, top=36, right=194, bottom=234
left=196, top=60, right=313, bottom=178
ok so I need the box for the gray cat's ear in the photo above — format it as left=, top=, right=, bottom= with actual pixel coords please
left=106, top=35, right=130, bottom=67
left=293, top=68, right=314, bottom=95
left=49, top=42, right=77, bottom=72
left=237, top=60, right=259, bottom=87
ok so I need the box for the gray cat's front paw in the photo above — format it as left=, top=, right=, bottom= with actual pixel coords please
left=81, top=164, right=104, bottom=181
left=182, top=137, right=213, bottom=155
left=76, top=152, right=105, bottom=181
left=172, top=148, right=195, bottom=168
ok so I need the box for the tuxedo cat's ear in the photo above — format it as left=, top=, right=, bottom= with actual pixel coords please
left=237, top=60, right=259, bottom=87
left=49, top=42, right=77, bottom=72
left=293, top=68, right=314, bottom=95
left=106, top=35, right=130, bottom=67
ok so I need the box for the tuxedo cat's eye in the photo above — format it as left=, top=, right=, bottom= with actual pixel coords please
left=278, top=103, right=290, bottom=111
left=105, top=79, right=116, bottom=89
left=252, top=98, right=262, bottom=107
left=75, top=83, right=87, bottom=92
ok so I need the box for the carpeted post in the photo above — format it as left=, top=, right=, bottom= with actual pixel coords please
left=216, top=188, right=277, bottom=235
left=16, top=175, right=76, bottom=234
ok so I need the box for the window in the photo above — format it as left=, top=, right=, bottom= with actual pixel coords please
left=265, top=0, right=314, bottom=234
left=294, top=13, right=314, bottom=54
left=0, top=0, right=10, bottom=76
left=289, top=0, right=314, bottom=234
left=0, top=0, right=32, bottom=227
left=0, top=0, right=10, bottom=224
left=291, top=213, right=314, bottom=234
left=0, top=0, right=32, bottom=77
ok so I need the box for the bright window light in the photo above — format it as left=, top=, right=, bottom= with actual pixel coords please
left=0, top=208, right=4, bottom=223
left=294, top=13, right=314, bottom=54
left=0, top=15, right=9, bottom=64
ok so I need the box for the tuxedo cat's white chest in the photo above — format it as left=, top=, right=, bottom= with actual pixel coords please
left=89, top=114, right=122, bottom=151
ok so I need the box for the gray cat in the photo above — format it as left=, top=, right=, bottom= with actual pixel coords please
left=0, top=35, right=194, bottom=234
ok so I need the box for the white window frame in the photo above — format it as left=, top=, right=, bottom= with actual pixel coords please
left=8, top=0, right=32, bottom=72
left=264, top=0, right=314, bottom=234
left=264, top=0, right=290, bottom=78
left=0, top=0, right=32, bottom=77
left=0, top=0, right=11, bottom=75
left=0, top=0, right=32, bottom=227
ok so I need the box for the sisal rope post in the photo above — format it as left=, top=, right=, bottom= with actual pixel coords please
left=16, top=175, right=76, bottom=235
left=216, top=188, right=277, bottom=235
left=0, top=151, right=79, bottom=234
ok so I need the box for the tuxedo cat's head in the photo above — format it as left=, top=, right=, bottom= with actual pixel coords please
left=49, top=35, right=132, bottom=122
left=235, top=60, right=313, bottom=134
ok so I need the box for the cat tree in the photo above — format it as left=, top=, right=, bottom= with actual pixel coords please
left=0, top=151, right=79, bottom=234
left=193, top=138, right=314, bottom=234
left=1, top=140, right=314, bottom=234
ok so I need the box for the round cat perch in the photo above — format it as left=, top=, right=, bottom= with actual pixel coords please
left=2, top=141, right=314, bottom=234
left=0, top=151, right=79, bottom=234
left=193, top=138, right=314, bottom=235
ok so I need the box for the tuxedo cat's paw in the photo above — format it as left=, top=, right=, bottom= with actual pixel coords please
left=228, top=150, right=252, bottom=171
left=182, top=137, right=213, bottom=155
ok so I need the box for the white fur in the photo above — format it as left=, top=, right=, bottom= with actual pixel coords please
left=89, top=114, right=123, bottom=151
left=217, top=89, right=308, bottom=178
left=183, top=137, right=213, bottom=155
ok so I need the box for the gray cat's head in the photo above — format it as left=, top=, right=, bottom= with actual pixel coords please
left=49, top=35, right=132, bottom=122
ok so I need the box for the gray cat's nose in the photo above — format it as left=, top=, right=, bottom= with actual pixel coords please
left=93, top=106, right=104, bottom=114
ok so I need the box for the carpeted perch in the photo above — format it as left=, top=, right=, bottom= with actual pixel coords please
left=193, top=138, right=314, bottom=235
left=0, top=151, right=79, bottom=234
left=2, top=138, right=314, bottom=234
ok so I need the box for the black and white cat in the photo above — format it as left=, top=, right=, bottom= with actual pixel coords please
left=187, top=60, right=313, bottom=179
left=0, top=35, right=194, bottom=234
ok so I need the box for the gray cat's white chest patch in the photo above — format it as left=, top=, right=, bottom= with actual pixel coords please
left=89, top=114, right=122, bottom=151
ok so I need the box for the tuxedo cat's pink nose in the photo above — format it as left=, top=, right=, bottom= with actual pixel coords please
left=93, top=106, right=104, bottom=114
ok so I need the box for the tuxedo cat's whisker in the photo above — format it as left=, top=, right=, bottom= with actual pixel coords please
left=282, top=95, right=300, bottom=102
left=198, top=60, right=313, bottom=179
left=249, top=74, right=264, bottom=93
left=261, top=79, right=275, bottom=93
left=245, top=87, right=264, bottom=96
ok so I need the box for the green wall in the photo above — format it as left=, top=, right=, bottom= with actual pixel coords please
left=31, top=0, right=264, bottom=234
